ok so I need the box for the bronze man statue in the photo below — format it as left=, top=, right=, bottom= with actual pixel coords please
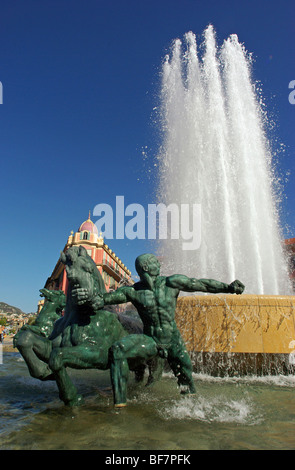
left=73, top=253, right=245, bottom=407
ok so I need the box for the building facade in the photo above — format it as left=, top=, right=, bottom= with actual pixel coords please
left=38, top=213, right=133, bottom=312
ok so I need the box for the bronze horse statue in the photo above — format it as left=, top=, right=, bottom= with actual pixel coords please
left=15, top=246, right=157, bottom=406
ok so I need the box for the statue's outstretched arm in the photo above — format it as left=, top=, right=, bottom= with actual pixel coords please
left=71, top=286, right=131, bottom=310
left=103, top=287, right=131, bottom=305
left=167, top=275, right=244, bottom=295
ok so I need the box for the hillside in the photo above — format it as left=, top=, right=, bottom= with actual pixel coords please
left=0, top=302, right=25, bottom=315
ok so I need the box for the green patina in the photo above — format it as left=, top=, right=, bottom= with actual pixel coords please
left=15, top=246, right=148, bottom=406
left=14, top=288, right=66, bottom=341
left=16, top=247, right=244, bottom=407
left=74, top=252, right=245, bottom=407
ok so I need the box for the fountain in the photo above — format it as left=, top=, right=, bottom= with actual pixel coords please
left=155, top=25, right=295, bottom=375
left=2, top=26, right=295, bottom=451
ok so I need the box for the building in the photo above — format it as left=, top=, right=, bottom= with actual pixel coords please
left=0, top=312, right=29, bottom=334
left=38, top=213, right=133, bottom=312
left=284, top=237, right=295, bottom=291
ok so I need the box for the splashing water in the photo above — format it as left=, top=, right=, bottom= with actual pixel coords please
left=161, top=395, right=260, bottom=425
left=156, top=25, right=292, bottom=295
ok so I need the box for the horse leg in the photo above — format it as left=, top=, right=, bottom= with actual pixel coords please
left=15, top=330, right=54, bottom=381
left=133, top=363, right=146, bottom=383
left=146, top=356, right=165, bottom=387
left=49, top=345, right=109, bottom=406
left=110, top=347, right=129, bottom=407
left=49, top=347, right=83, bottom=406
left=110, top=335, right=158, bottom=407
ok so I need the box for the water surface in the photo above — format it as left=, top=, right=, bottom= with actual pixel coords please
left=1, top=352, right=295, bottom=450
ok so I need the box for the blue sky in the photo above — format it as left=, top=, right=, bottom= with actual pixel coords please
left=0, top=0, right=294, bottom=312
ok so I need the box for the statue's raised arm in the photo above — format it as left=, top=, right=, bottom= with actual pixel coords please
left=166, top=274, right=245, bottom=295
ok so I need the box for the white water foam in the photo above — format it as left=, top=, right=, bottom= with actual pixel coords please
left=160, top=395, right=260, bottom=424
left=192, top=372, right=295, bottom=387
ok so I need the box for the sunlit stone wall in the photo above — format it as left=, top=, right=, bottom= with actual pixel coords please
left=176, top=295, right=295, bottom=356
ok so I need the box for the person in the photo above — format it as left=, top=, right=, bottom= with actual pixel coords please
left=72, top=253, right=245, bottom=406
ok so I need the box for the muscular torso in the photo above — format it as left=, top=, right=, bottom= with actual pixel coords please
left=125, top=277, right=179, bottom=345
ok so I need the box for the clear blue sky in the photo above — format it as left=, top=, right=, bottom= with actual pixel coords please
left=0, top=0, right=294, bottom=312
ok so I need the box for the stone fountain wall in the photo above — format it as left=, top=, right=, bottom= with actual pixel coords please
left=175, top=295, right=295, bottom=376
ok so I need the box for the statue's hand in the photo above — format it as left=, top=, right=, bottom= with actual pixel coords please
left=72, top=287, right=104, bottom=310
left=91, top=294, right=104, bottom=310
left=72, top=287, right=91, bottom=305
left=228, top=280, right=245, bottom=295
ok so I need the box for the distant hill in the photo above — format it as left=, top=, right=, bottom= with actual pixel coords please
left=0, top=302, right=25, bottom=315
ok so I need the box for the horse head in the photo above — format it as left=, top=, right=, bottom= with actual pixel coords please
left=39, top=288, right=66, bottom=312
left=60, top=246, right=106, bottom=307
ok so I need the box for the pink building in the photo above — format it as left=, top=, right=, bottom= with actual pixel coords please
left=38, top=213, right=133, bottom=312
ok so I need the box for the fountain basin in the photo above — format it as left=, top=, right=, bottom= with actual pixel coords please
left=175, top=295, right=295, bottom=376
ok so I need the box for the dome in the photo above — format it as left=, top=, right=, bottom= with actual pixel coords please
left=78, top=212, right=98, bottom=235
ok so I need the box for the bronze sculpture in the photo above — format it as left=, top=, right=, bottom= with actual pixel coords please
left=15, top=246, right=149, bottom=406
left=73, top=252, right=245, bottom=407
left=16, top=248, right=244, bottom=407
